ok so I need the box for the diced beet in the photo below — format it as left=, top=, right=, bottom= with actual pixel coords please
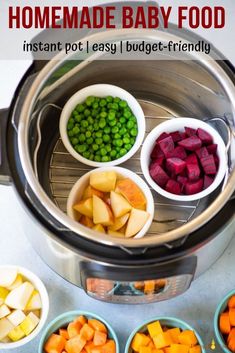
left=178, top=136, right=202, bottom=151
left=200, top=155, right=217, bottom=175
left=186, top=163, right=201, bottom=181
left=185, top=153, right=198, bottom=165
left=179, top=168, right=187, bottom=177
left=150, top=157, right=164, bottom=169
left=180, top=132, right=187, bottom=140
left=185, top=179, right=203, bottom=195
left=177, top=176, right=188, bottom=192
left=185, top=126, right=197, bottom=137
left=156, top=132, right=170, bottom=142
left=149, top=164, right=169, bottom=188
left=165, top=180, right=181, bottom=195
left=166, top=146, right=187, bottom=160
left=170, top=131, right=182, bottom=142
left=158, top=136, right=175, bottom=156
left=197, top=128, right=213, bottom=145
left=150, top=143, right=164, bottom=159
left=196, top=147, right=209, bottom=159
left=207, top=144, right=218, bottom=155
left=166, top=158, right=186, bottom=175
left=214, top=155, right=219, bottom=169
left=203, top=175, right=214, bottom=189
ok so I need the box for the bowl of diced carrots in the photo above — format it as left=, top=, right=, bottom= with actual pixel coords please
left=38, top=310, right=119, bottom=353
left=214, top=290, right=235, bottom=353
left=125, top=316, right=205, bottom=353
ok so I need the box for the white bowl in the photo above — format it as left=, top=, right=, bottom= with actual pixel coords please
left=141, top=118, right=227, bottom=202
left=0, top=265, right=49, bottom=350
left=60, top=84, right=146, bottom=167
left=67, top=166, right=154, bottom=239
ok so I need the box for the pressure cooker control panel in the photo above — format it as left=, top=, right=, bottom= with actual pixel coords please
left=81, top=257, right=197, bottom=304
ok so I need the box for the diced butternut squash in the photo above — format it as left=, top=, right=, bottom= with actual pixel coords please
left=229, top=308, right=235, bottom=326
left=228, top=328, right=235, bottom=343
left=93, top=330, right=107, bottom=346
left=67, top=321, right=82, bottom=338
left=178, top=330, right=198, bottom=347
left=167, top=344, right=189, bottom=353
left=59, top=328, right=69, bottom=340
left=131, top=333, right=151, bottom=351
left=80, top=323, right=95, bottom=341
left=228, top=296, right=235, bottom=309
left=44, top=333, right=66, bottom=353
left=99, top=340, right=116, bottom=353
left=65, top=335, right=86, bottom=353
left=139, top=347, right=152, bottom=353
left=220, top=312, right=231, bottom=334
left=88, top=319, right=107, bottom=333
left=189, top=345, right=202, bottom=353
left=228, top=338, right=235, bottom=353
left=147, top=321, right=163, bottom=339
left=148, top=340, right=155, bottom=349
left=167, top=328, right=181, bottom=343
left=76, top=316, right=87, bottom=326
left=84, top=341, right=96, bottom=353
left=152, top=350, right=164, bottom=353
left=153, top=332, right=173, bottom=349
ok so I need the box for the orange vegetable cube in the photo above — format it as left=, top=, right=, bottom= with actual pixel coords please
left=67, top=321, right=82, bottom=338
left=93, top=330, right=107, bottom=346
left=178, top=330, right=198, bottom=347
left=59, top=329, right=69, bottom=340
left=189, top=345, right=202, bottom=353
left=65, top=335, right=86, bottom=353
left=144, top=281, right=155, bottom=293
left=220, top=312, right=231, bottom=334
left=84, top=342, right=96, bottom=353
left=100, top=339, right=116, bottom=353
left=164, top=348, right=171, bottom=353
left=153, top=332, right=173, bottom=349
left=88, top=319, right=107, bottom=333
left=80, top=323, right=95, bottom=341
left=148, top=340, right=155, bottom=348
left=228, top=338, right=235, bottom=353
left=229, top=308, right=235, bottom=326
left=168, top=344, right=189, bottom=353
left=131, top=333, right=151, bottom=351
left=147, top=321, right=163, bottom=338
left=76, top=316, right=88, bottom=326
left=228, top=296, right=235, bottom=309
left=44, top=333, right=66, bottom=353
left=167, top=328, right=181, bottom=343
left=228, top=328, right=235, bottom=343
left=152, top=350, right=164, bottom=353
left=139, top=347, right=152, bottom=353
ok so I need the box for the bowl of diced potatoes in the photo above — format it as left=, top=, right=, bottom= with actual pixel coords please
left=125, top=316, right=206, bottom=353
left=0, top=266, right=49, bottom=349
left=67, top=166, right=154, bottom=239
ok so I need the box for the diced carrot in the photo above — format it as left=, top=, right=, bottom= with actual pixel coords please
left=76, top=316, right=88, bottom=326
left=178, top=330, right=198, bottom=347
left=220, top=312, right=231, bottom=334
left=228, top=328, right=235, bottom=343
left=229, top=308, right=235, bottom=326
left=67, top=321, right=82, bottom=338
left=59, top=329, right=69, bottom=340
left=80, top=323, right=95, bottom=341
left=88, top=319, right=107, bottom=333
left=228, top=296, right=235, bottom=309
left=65, top=335, right=86, bottom=353
left=100, top=339, right=116, bottom=353
left=189, top=345, right=202, bottom=353
left=93, top=330, right=107, bottom=346
left=228, top=337, right=235, bottom=353
left=44, top=333, right=66, bottom=353
left=84, top=342, right=96, bottom=353
left=167, top=328, right=181, bottom=343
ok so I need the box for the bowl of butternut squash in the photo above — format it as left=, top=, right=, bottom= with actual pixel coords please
left=38, top=310, right=119, bottom=353
left=214, top=290, right=235, bottom=353
left=125, top=317, right=205, bottom=353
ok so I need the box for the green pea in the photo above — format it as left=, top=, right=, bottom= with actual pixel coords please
left=84, top=109, right=91, bottom=117
left=79, top=134, right=86, bottom=143
left=106, top=96, right=113, bottom=103
left=96, top=150, right=101, bottom=156
left=109, top=119, right=116, bottom=127
left=114, top=133, right=121, bottom=139
left=129, top=115, right=136, bottom=122
left=106, top=144, right=112, bottom=153
left=76, top=104, right=85, bottom=112
left=77, top=144, right=87, bottom=153
left=107, top=103, right=113, bottom=109
left=123, top=137, right=130, bottom=144
left=125, top=143, right=132, bottom=150
left=95, top=138, right=103, bottom=145
left=100, top=111, right=107, bottom=119
left=114, top=97, right=121, bottom=103
left=87, top=137, right=93, bottom=145
left=94, top=123, right=99, bottom=131
left=68, top=117, right=74, bottom=124
left=67, top=123, right=74, bottom=131
left=120, top=117, right=126, bottom=124
left=119, top=128, right=127, bottom=136
left=87, top=116, right=94, bottom=124
left=99, top=120, right=106, bottom=129
left=101, top=156, right=110, bottom=162
left=130, top=128, right=138, bottom=137
left=80, top=127, right=86, bottom=133
left=130, top=137, right=135, bottom=144
left=85, top=96, right=95, bottom=106
left=124, top=111, right=132, bottom=119
left=111, top=126, right=118, bottom=134
left=89, top=153, right=94, bottom=161
left=111, top=103, right=119, bottom=110
left=100, top=148, right=107, bottom=156
left=108, top=111, right=116, bottom=120
left=75, top=114, right=83, bottom=123
left=116, top=139, right=123, bottom=147
left=94, top=155, right=101, bottom=162
left=68, top=130, right=74, bottom=137
left=119, top=100, right=127, bottom=108
left=95, top=131, right=102, bottom=138
left=87, top=125, right=93, bottom=132
left=120, top=148, right=127, bottom=156
left=92, top=144, right=99, bottom=151
left=103, top=135, right=110, bottom=143
left=92, top=102, right=99, bottom=110
left=85, top=131, right=92, bottom=138
left=71, top=137, right=78, bottom=145
left=127, top=120, right=134, bottom=129
left=99, top=99, right=107, bottom=107
left=110, top=150, right=117, bottom=158
left=104, top=126, right=111, bottom=134
left=83, top=151, right=90, bottom=159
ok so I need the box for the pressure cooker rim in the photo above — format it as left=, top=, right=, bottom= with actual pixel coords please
left=17, top=29, right=235, bottom=248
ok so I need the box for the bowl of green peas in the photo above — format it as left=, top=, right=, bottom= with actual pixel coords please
left=59, top=84, right=146, bottom=166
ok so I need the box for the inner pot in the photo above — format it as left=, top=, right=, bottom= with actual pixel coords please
left=16, top=29, right=235, bottom=249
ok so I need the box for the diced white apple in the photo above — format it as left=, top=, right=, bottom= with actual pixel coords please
left=110, top=191, right=132, bottom=218
left=92, top=195, right=114, bottom=226
left=20, top=312, right=40, bottom=336
left=0, top=287, right=9, bottom=306
left=0, top=268, right=18, bottom=288
left=5, top=282, right=34, bottom=310
left=7, top=310, right=26, bottom=326
left=108, top=213, right=130, bottom=231
left=90, top=171, right=117, bottom=192
left=0, top=304, right=11, bottom=319
left=25, top=290, right=42, bottom=310
left=125, top=208, right=150, bottom=238
left=7, top=274, right=23, bottom=290
left=0, top=318, right=15, bottom=340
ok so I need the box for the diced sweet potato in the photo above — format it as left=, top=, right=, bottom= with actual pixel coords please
left=80, top=323, right=95, bottom=341
left=228, top=296, right=235, bottom=309
left=228, top=328, right=235, bottom=343
left=93, top=330, right=107, bottom=346
left=44, top=333, right=66, bottom=353
left=67, top=321, right=82, bottom=338
left=220, top=312, right=231, bottom=334
left=76, top=316, right=87, bottom=326
left=228, top=338, right=235, bottom=353
left=147, top=321, right=163, bottom=338
left=84, top=342, right=96, bottom=353
left=131, top=333, right=151, bottom=351
left=167, top=328, right=181, bottom=343
left=88, top=319, right=107, bottom=333
left=144, top=280, right=155, bottom=294
left=59, top=328, right=69, bottom=340
left=229, top=308, right=235, bottom=326
left=178, top=330, right=198, bottom=347
left=65, top=335, right=86, bottom=353
left=153, top=332, right=173, bottom=349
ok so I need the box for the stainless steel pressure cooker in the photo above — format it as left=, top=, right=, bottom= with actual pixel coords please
left=0, top=4, right=235, bottom=304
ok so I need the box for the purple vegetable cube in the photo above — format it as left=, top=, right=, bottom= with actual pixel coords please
left=200, top=155, right=217, bottom=175
left=165, top=179, right=181, bottom=195
left=185, top=126, right=197, bottom=137
left=196, top=147, right=209, bottom=159
left=166, top=158, right=186, bottom=175
left=166, top=146, right=187, bottom=160
left=203, top=175, right=214, bottom=189
left=197, top=128, right=213, bottom=145
left=185, top=179, right=203, bottom=195
left=158, top=136, right=175, bottom=156
left=149, top=164, right=169, bottom=188
left=170, top=131, right=182, bottom=142
left=150, top=143, right=164, bottom=159
left=178, top=136, right=202, bottom=151
left=185, top=153, right=198, bottom=165
left=156, top=132, right=170, bottom=142
left=207, top=144, right=218, bottom=155
left=186, top=163, right=201, bottom=181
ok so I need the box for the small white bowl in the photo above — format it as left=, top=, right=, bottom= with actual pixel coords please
left=0, top=265, right=49, bottom=350
left=60, top=84, right=146, bottom=167
left=67, top=166, right=154, bottom=239
left=141, top=118, right=227, bottom=202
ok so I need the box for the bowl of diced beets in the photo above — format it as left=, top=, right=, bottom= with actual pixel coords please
left=141, top=118, right=227, bottom=201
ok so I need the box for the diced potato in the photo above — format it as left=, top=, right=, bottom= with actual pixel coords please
left=108, top=230, right=125, bottom=238
left=93, top=195, right=114, bottom=226
left=115, top=178, right=147, bottom=209
left=108, top=213, right=130, bottom=231
left=90, top=171, right=117, bottom=192
left=80, top=215, right=94, bottom=229
left=83, top=185, right=104, bottom=200
left=92, top=224, right=106, bottom=233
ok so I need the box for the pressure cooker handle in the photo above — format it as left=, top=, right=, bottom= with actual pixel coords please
left=0, top=109, right=11, bottom=185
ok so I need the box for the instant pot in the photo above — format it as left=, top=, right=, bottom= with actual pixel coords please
left=0, top=2, right=234, bottom=304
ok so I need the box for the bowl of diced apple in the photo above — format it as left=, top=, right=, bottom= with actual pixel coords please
left=67, top=167, right=154, bottom=239
left=0, top=266, right=49, bottom=349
